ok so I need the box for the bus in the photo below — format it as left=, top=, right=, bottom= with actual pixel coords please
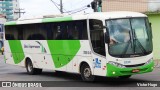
left=4, top=11, right=154, bottom=81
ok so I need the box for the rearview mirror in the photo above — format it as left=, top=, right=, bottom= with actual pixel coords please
left=149, top=22, right=153, bottom=38
left=149, top=22, right=152, bottom=27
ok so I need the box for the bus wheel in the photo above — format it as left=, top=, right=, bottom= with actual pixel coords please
left=80, top=63, right=95, bottom=81
left=26, top=59, right=42, bottom=75
left=119, top=75, right=132, bottom=79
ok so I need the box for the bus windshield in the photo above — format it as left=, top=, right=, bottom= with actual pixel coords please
left=106, top=18, right=153, bottom=58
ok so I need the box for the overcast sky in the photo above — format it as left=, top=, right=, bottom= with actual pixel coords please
left=19, top=0, right=93, bottom=17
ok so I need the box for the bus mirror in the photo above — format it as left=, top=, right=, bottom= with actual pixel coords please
left=149, top=22, right=152, bottom=27
left=149, top=22, right=153, bottom=38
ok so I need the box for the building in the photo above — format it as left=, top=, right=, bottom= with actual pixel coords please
left=102, top=0, right=160, bottom=60
left=0, top=14, right=6, bottom=49
left=102, top=0, right=160, bottom=12
left=0, top=0, right=20, bottom=21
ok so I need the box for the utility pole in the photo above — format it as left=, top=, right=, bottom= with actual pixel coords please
left=60, top=0, right=63, bottom=14
left=14, top=8, right=25, bottom=19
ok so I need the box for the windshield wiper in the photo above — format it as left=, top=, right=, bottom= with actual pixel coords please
left=133, top=29, right=147, bottom=55
left=121, top=31, right=132, bottom=58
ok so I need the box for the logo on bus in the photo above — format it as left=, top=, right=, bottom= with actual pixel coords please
left=94, top=58, right=101, bottom=68
left=24, top=41, right=47, bottom=53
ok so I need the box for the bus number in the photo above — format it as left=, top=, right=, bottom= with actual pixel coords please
left=83, top=51, right=91, bottom=55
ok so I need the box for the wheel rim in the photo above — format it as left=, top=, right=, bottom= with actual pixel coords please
left=27, top=62, right=33, bottom=72
left=84, top=68, right=91, bottom=78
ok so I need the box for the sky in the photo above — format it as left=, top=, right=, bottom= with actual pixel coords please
left=19, top=0, right=93, bottom=18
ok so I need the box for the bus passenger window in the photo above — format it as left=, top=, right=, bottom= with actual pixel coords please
left=17, top=26, right=23, bottom=40
left=55, top=24, right=63, bottom=40
left=5, top=26, right=17, bottom=40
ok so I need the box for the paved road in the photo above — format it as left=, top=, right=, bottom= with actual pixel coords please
left=0, top=55, right=160, bottom=90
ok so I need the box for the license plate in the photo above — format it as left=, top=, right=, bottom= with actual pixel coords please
left=132, top=69, right=140, bottom=73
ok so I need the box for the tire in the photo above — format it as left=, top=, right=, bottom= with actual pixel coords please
left=80, top=63, right=95, bottom=81
left=119, top=75, right=132, bottom=79
left=26, top=59, right=42, bottom=75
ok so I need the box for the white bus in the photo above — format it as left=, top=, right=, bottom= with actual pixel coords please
left=4, top=12, right=154, bottom=81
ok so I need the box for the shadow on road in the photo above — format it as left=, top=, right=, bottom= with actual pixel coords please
left=10, top=71, right=152, bottom=87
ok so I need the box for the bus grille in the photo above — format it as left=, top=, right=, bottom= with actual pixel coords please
left=124, top=63, right=145, bottom=68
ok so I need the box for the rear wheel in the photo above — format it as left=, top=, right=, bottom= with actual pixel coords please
left=119, top=75, right=132, bottom=79
left=80, top=63, right=95, bottom=81
left=26, top=59, right=42, bottom=75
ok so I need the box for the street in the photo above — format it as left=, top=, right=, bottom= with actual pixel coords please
left=0, top=55, right=160, bottom=90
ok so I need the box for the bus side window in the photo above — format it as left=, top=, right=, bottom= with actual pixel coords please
left=46, top=23, right=54, bottom=40
left=25, top=24, right=46, bottom=40
left=76, top=20, right=88, bottom=40
left=17, top=26, right=24, bottom=40
left=55, top=23, right=63, bottom=40
left=5, top=34, right=15, bottom=40
left=67, top=22, right=75, bottom=40
left=89, top=19, right=106, bottom=56
left=5, top=26, right=16, bottom=40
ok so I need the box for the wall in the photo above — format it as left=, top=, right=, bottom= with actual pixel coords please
left=102, top=0, right=148, bottom=12
left=147, top=14, right=160, bottom=60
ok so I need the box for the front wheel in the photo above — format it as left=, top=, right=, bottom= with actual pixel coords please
left=80, top=63, right=95, bottom=81
left=26, top=59, right=42, bottom=75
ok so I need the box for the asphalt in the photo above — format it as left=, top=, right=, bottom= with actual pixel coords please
left=0, top=55, right=160, bottom=90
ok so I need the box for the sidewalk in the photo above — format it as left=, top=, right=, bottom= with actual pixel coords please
left=154, top=59, right=160, bottom=68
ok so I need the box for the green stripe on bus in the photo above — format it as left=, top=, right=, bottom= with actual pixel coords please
left=8, top=40, right=25, bottom=64
left=106, top=61, right=154, bottom=77
left=42, top=17, right=72, bottom=23
left=5, top=21, right=17, bottom=26
left=47, top=40, right=80, bottom=68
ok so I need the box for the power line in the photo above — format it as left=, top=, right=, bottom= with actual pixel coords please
left=50, top=0, right=92, bottom=14
left=64, top=4, right=89, bottom=13
left=50, top=0, right=61, bottom=12
left=68, top=7, right=89, bottom=15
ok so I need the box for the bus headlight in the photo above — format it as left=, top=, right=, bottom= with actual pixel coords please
left=108, top=61, right=126, bottom=68
left=145, top=58, right=153, bottom=65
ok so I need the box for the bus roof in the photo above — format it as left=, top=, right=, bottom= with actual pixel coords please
left=5, top=11, right=147, bottom=26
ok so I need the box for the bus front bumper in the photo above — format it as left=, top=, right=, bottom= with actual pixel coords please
left=106, top=61, right=154, bottom=77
